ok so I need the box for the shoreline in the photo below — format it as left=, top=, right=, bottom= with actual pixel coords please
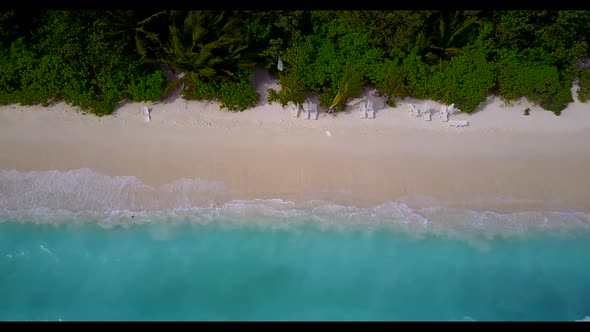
left=1, top=90, right=590, bottom=214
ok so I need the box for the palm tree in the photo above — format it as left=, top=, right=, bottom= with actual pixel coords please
left=150, top=11, right=256, bottom=96
left=99, top=10, right=169, bottom=59
left=277, top=72, right=305, bottom=107
left=328, top=64, right=365, bottom=114
left=160, top=11, right=254, bottom=78
left=424, top=10, right=481, bottom=68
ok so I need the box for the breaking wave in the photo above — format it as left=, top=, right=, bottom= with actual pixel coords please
left=1, top=169, right=589, bottom=242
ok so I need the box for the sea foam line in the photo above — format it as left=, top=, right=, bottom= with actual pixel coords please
left=1, top=168, right=589, bottom=239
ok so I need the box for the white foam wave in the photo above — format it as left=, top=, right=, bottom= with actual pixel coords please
left=1, top=169, right=590, bottom=242
left=577, top=316, right=590, bottom=321
left=0, top=168, right=227, bottom=212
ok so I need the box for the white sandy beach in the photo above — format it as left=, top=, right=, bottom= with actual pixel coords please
left=1, top=73, right=590, bottom=213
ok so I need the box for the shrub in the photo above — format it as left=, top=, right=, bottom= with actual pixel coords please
left=183, top=69, right=259, bottom=111
left=183, top=73, right=218, bottom=101
left=497, top=49, right=572, bottom=115
left=577, top=68, right=590, bottom=103
left=440, top=49, right=497, bottom=113
left=275, top=72, right=305, bottom=107
left=216, top=73, right=260, bottom=112
left=401, top=51, right=444, bottom=100
left=367, top=58, right=407, bottom=100
left=267, top=88, right=279, bottom=104
left=127, top=70, right=166, bottom=102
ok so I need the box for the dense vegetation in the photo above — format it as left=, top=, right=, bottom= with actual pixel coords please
left=1, top=10, right=589, bottom=115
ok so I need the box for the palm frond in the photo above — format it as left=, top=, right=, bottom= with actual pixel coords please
left=135, top=34, right=147, bottom=57
left=448, top=16, right=478, bottom=45
left=439, top=13, right=446, bottom=43
left=137, top=10, right=169, bottom=26
left=144, top=31, right=160, bottom=43
left=444, top=47, right=463, bottom=57
left=213, top=11, right=225, bottom=27
left=162, top=76, right=185, bottom=96
left=199, top=67, right=216, bottom=78
left=330, top=64, right=365, bottom=110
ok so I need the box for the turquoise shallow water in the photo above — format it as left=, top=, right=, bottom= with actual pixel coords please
left=1, top=169, right=590, bottom=321
left=1, top=220, right=590, bottom=321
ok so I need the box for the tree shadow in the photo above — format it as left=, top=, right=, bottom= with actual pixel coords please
left=250, top=67, right=280, bottom=107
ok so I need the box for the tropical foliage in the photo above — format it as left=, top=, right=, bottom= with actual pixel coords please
left=577, top=68, right=590, bottom=103
left=1, top=10, right=590, bottom=116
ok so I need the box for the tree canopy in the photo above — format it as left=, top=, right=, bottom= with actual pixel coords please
left=1, top=10, right=589, bottom=115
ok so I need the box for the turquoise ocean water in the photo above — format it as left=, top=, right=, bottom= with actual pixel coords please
left=1, top=169, right=590, bottom=321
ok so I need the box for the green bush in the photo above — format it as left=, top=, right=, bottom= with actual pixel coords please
left=183, top=73, right=218, bottom=101
left=275, top=72, right=305, bottom=107
left=401, top=51, right=444, bottom=100
left=267, top=88, right=279, bottom=104
left=577, top=68, right=590, bottom=103
left=367, top=58, right=407, bottom=99
left=440, top=49, right=497, bottom=113
left=497, top=49, right=572, bottom=115
left=0, top=38, right=35, bottom=103
left=183, top=69, right=259, bottom=111
left=319, top=89, right=337, bottom=110
left=127, top=70, right=166, bottom=102
left=216, top=72, right=260, bottom=111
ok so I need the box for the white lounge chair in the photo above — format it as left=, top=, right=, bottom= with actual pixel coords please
left=421, top=103, right=430, bottom=121
left=408, top=104, right=420, bottom=117
left=448, top=120, right=469, bottom=127
left=291, top=104, right=300, bottom=118
left=302, top=102, right=310, bottom=120
left=366, top=100, right=375, bottom=119
left=447, top=103, right=456, bottom=115
left=359, top=101, right=367, bottom=118
left=142, top=107, right=151, bottom=123
left=439, top=105, right=449, bottom=122
left=309, top=103, right=318, bottom=120
left=420, top=103, right=429, bottom=114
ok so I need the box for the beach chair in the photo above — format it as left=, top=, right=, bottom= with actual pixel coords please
left=359, top=101, right=367, bottom=118
left=142, top=107, right=151, bottom=123
left=439, top=105, right=449, bottom=122
left=408, top=104, right=420, bottom=117
left=448, top=120, right=469, bottom=127
left=420, top=103, right=429, bottom=113
left=366, top=100, right=375, bottom=119
left=302, top=102, right=310, bottom=120
left=447, top=103, right=456, bottom=115
left=309, top=103, right=318, bottom=120
left=291, top=103, right=300, bottom=118
left=420, top=103, right=430, bottom=121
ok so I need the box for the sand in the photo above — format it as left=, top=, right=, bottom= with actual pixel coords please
left=1, top=74, right=590, bottom=213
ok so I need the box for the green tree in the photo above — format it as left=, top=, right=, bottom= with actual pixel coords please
left=99, top=10, right=169, bottom=60
left=424, top=10, right=481, bottom=68
left=158, top=11, right=255, bottom=79
left=242, top=10, right=308, bottom=71
left=577, top=68, right=590, bottom=103
left=441, top=48, right=496, bottom=113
